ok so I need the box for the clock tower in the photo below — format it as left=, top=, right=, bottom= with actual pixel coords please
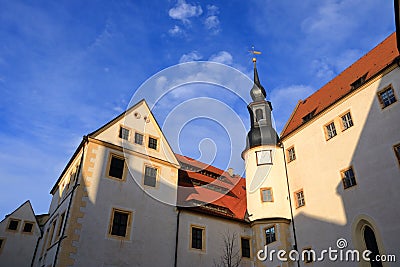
left=242, top=58, right=293, bottom=266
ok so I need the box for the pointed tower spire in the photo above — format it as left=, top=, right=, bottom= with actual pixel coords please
left=250, top=58, right=267, bottom=101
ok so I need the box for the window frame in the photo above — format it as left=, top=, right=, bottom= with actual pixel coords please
left=241, top=237, right=251, bottom=258
left=147, top=136, right=159, bottom=151
left=108, top=208, right=133, bottom=240
left=287, top=146, right=296, bottom=162
left=106, top=153, right=127, bottom=181
left=56, top=212, right=65, bottom=239
left=47, top=219, right=57, bottom=249
left=118, top=125, right=131, bottom=141
left=0, top=238, right=6, bottom=254
left=377, top=85, right=397, bottom=109
left=260, top=187, right=274, bottom=202
left=264, top=225, right=276, bottom=245
left=393, top=143, right=400, bottom=166
left=295, top=189, right=306, bottom=208
left=190, top=224, right=206, bottom=251
left=340, top=111, right=354, bottom=131
left=6, top=218, right=20, bottom=232
left=134, top=132, right=145, bottom=146
left=142, top=164, right=159, bottom=188
left=22, top=221, right=35, bottom=234
left=341, top=166, right=357, bottom=189
left=324, top=121, right=337, bottom=140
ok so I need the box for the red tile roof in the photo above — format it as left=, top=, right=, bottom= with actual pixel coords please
left=175, top=154, right=247, bottom=221
left=281, top=32, right=400, bottom=139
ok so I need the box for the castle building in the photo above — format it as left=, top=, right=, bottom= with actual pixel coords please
left=0, top=32, right=399, bottom=267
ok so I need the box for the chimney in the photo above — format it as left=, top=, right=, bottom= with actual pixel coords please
left=228, top=168, right=234, bottom=177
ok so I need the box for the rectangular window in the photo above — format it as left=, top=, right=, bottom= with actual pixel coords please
left=303, top=248, right=315, bottom=263
left=295, top=190, right=305, bottom=208
left=119, top=126, right=130, bottom=140
left=144, top=166, right=157, bottom=187
left=110, top=209, right=131, bottom=238
left=378, top=86, right=397, bottom=108
left=325, top=122, right=337, bottom=140
left=287, top=146, right=296, bottom=162
left=394, top=144, right=400, bottom=165
left=134, top=132, right=144, bottom=145
left=7, top=219, right=20, bottom=231
left=22, top=222, right=34, bottom=233
left=341, top=167, right=357, bottom=189
left=341, top=112, right=354, bottom=130
left=148, top=137, right=158, bottom=150
left=56, top=213, right=65, bottom=238
left=191, top=227, right=204, bottom=250
left=0, top=238, right=5, bottom=254
left=260, top=188, right=273, bottom=202
left=108, top=155, right=125, bottom=179
left=265, top=226, right=276, bottom=244
left=241, top=238, right=250, bottom=258
left=48, top=220, right=57, bottom=248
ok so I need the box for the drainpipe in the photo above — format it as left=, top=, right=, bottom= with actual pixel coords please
left=174, top=208, right=181, bottom=267
left=30, top=234, right=42, bottom=267
left=52, top=136, right=87, bottom=267
left=281, top=143, right=301, bottom=267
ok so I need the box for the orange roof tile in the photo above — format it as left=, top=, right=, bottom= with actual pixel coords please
left=281, top=32, right=400, bottom=139
left=175, top=154, right=247, bottom=221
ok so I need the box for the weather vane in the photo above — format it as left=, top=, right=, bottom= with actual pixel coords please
left=249, top=45, right=262, bottom=63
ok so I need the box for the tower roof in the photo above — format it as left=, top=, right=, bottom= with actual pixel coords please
left=250, top=59, right=267, bottom=101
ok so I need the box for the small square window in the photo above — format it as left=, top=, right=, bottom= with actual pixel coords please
left=109, top=209, right=131, bottom=238
left=144, top=166, right=157, bottom=187
left=303, top=248, right=315, bottom=263
left=287, top=147, right=296, bottom=162
left=23, top=222, right=34, bottom=233
left=394, top=144, right=400, bottom=165
left=341, top=112, right=354, bottom=130
left=7, top=219, right=19, bottom=231
left=119, top=126, right=130, bottom=140
left=191, top=227, right=204, bottom=250
left=295, top=190, right=305, bottom=208
left=341, top=167, right=357, bottom=189
left=260, top=188, right=273, bottom=202
left=378, top=86, right=397, bottom=108
left=241, top=238, right=250, bottom=258
left=265, top=226, right=276, bottom=244
left=148, top=137, right=158, bottom=150
left=325, top=122, right=337, bottom=140
left=134, top=132, right=144, bottom=145
left=108, top=155, right=125, bottom=179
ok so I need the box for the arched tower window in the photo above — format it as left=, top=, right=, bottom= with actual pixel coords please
left=363, top=226, right=383, bottom=267
left=255, top=108, right=264, bottom=122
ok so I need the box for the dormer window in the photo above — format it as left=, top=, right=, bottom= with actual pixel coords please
left=350, top=73, right=368, bottom=90
left=302, top=109, right=316, bottom=123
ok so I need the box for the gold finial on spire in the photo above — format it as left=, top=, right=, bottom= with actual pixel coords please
left=249, top=45, right=261, bottom=63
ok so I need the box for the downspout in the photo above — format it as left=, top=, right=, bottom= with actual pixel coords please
left=281, top=143, right=301, bottom=267
left=52, top=136, right=88, bottom=267
left=174, top=208, right=181, bottom=267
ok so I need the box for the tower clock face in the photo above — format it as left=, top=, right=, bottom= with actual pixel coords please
left=256, top=150, right=272, bottom=165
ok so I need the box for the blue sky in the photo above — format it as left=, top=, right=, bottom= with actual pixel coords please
left=0, top=0, right=396, bottom=216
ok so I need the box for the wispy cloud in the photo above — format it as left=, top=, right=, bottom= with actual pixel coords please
left=209, top=51, right=233, bottom=65
left=168, top=0, right=203, bottom=25
left=204, top=5, right=220, bottom=34
left=168, top=25, right=184, bottom=36
left=179, top=51, right=203, bottom=63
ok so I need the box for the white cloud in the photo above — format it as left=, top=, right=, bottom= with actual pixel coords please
left=169, top=0, right=203, bottom=24
left=204, top=5, right=220, bottom=34
left=168, top=25, right=184, bottom=36
left=311, top=58, right=335, bottom=80
left=209, top=51, right=233, bottom=65
left=204, top=15, right=220, bottom=34
left=179, top=51, right=203, bottom=63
